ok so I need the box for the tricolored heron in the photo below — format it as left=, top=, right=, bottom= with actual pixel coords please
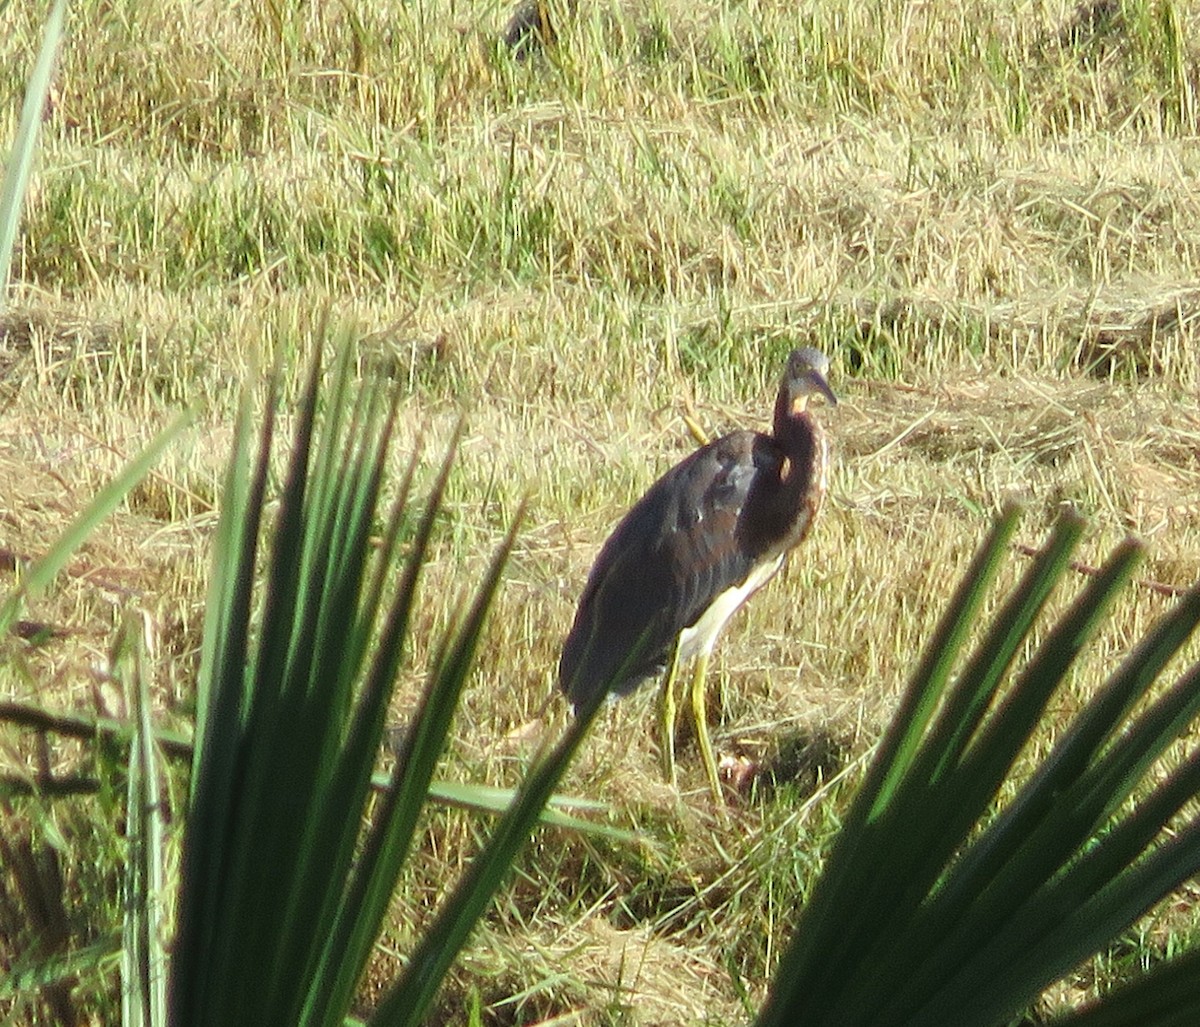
left=558, top=348, right=836, bottom=800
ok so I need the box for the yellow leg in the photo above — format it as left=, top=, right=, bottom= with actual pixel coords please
left=682, top=408, right=711, bottom=447
left=658, top=640, right=683, bottom=786
left=689, top=648, right=724, bottom=803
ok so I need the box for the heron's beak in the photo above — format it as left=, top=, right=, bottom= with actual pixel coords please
left=791, top=370, right=837, bottom=414
left=813, top=371, right=838, bottom=406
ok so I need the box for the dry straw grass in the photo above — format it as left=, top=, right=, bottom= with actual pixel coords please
left=4, top=0, right=1200, bottom=1022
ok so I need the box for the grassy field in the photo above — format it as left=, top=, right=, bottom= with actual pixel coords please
left=4, top=0, right=1200, bottom=1022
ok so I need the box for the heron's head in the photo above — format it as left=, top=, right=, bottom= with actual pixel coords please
left=784, top=347, right=837, bottom=414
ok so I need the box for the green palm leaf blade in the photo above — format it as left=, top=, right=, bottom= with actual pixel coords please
left=757, top=506, right=1200, bottom=1027
left=961, top=750, right=1200, bottom=1017
left=912, top=808, right=1200, bottom=1027
left=296, top=437, right=479, bottom=1027
left=171, top=372, right=279, bottom=1023
left=859, top=587, right=1200, bottom=1025
left=835, top=536, right=1145, bottom=1022
left=250, top=385, right=405, bottom=1022
left=865, top=505, right=1027, bottom=821
left=190, top=376, right=273, bottom=768
left=754, top=506, right=1039, bottom=1023
left=173, top=339, right=371, bottom=1023
left=169, top=331, right=583, bottom=1027
left=819, top=511, right=1093, bottom=1008
left=370, top=704, right=606, bottom=1027
left=188, top=348, right=404, bottom=1024
left=370, top=634, right=647, bottom=1027
left=255, top=414, right=402, bottom=1021
left=911, top=512, right=1093, bottom=791
left=918, top=578, right=1200, bottom=925
left=753, top=506, right=1021, bottom=1023
left=1048, top=946, right=1200, bottom=1027
left=304, top=504, right=525, bottom=1027
left=0, top=0, right=67, bottom=314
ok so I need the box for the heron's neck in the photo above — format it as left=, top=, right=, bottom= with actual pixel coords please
left=771, top=389, right=819, bottom=467
left=772, top=387, right=794, bottom=435
left=742, top=402, right=826, bottom=557
left=775, top=409, right=823, bottom=490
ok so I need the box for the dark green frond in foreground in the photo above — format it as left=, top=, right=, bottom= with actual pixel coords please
left=166, top=329, right=611, bottom=1027
left=757, top=506, right=1200, bottom=1027
left=1047, top=946, right=1200, bottom=1027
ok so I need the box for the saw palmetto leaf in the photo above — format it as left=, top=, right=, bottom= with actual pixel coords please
left=757, top=507, right=1200, bottom=1027
left=168, top=331, right=615, bottom=1027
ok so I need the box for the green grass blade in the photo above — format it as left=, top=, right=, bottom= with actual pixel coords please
left=425, top=781, right=638, bottom=843
left=0, top=697, right=614, bottom=835
left=0, top=0, right=67, bottom=314
left=0, top=411, right=192, bottom=636
left=0, top=934, right=121, bottom=1000
left=0, top=700, right=193, bottom=761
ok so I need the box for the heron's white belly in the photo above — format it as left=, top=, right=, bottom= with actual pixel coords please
left=677, top=553, right=785, bottom=662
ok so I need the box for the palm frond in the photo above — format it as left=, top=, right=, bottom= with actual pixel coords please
left=757, top=507, right=1200, bottom=1027
left=0, top=0, right=67, bottom=313
left=168, top=330, right=613, bottom=1027
left=119, top=613, right=167, bottom=1027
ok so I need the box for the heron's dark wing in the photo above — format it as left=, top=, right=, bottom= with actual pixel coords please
left=559, top=431, right=777, bottom=708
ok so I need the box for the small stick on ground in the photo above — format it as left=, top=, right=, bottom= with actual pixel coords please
left=1012, top=543, right=1190, bottom=598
